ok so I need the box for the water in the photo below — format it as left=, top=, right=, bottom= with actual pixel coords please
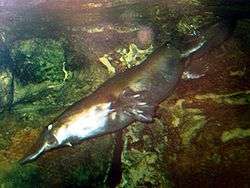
left=0, top=0, right=250, bottom=187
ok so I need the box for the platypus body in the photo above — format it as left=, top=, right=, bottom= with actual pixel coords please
left=20, top=22, right=233, bottom=164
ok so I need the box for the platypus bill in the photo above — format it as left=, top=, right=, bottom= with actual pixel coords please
left=20, top=22, right=232, bottom=164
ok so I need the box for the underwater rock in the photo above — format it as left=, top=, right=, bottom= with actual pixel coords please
left=0, top=37, right=14, bottom=113
left=0, top=68, right=13, bottom=113
left=118, top=121, right=172, bottom=187
left=221, top=128, right=250, bottom=143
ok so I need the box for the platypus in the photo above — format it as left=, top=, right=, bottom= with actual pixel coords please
left=20, top=21, right=233, bottom=164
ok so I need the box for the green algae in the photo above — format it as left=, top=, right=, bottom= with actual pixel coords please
left=230, top=69, right=246, bottom=77
left=111, top=26, right=139, bottom=34
left=84, top=27, right=104, bottom=33
left=0, top=163, right=42, bottom=188
left=79, top=26, right=139, bottom=34
left=0, top=135, right=9, bottom=150
left=99, top=43, right=153, bottom=75
left=124, top=123, right=145, bottom=144
left=195, top=91, right=250, bottom=105
left=221, top=128, right=250, bottom=143
left=167, top=99, right=206, bottom=145
left=99, top=54, right=116, bottom=75
left=179, top=0, right=201, bottom=6
left=119, top=120, right=172, bottom=187
left=168, top=99, right=186, bottom=127
left=177, top=15, right=204, bottom=35
left=11, top=38, right=67, bottom=85
left=180, top=114, right=206, bottom=145
left=119, top=149, right=168, bottom=187
left=117, top=43, right=153, bottom=68
left=208, top=153, right=221, bottom=164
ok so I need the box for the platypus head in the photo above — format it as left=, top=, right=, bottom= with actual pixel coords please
left=20, top=124, right=59, bottom=164
left=20, top=101, right=114, bottom=164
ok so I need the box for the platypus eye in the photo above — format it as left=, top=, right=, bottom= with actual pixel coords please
left=47, top=124, right=53, bottom=130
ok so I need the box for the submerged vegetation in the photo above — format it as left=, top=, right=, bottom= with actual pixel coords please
left=0, top=163, right=42, bottom=188
left=11, top=39, right=66, bottom=85
left=119, top=120, right=172, bottom=187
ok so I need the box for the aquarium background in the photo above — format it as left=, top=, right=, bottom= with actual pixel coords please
left=0, top=0, right=250, bottom=187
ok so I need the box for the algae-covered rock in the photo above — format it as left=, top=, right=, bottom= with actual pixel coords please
left=221, top=128, right=250, bottom=143
left=117, top=43, right=153, bottom=68
left=0, top=37, right=14, bottom=113
left=0, top=163, right=42, bottom=188
left=119, top=120, right=172, bottom=187
left=166, top=99, right=206, bottom=145
left=0, top=69, right=13, bottom=113
left=99, top=43, right=153, bottom=76
left=11, top=38, right=66, bottom=85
